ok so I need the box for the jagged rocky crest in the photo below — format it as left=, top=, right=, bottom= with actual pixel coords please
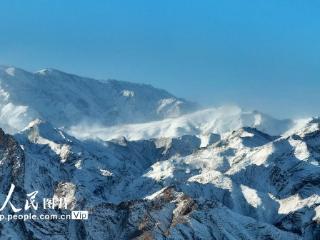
left=0, top=119, right=318, bottom=239
left=0, top=66, right=319, bottom=239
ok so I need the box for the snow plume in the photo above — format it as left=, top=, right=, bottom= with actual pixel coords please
left=67, top=105, right=295, bottom=146
left=0, top=101, right=37, bottom=133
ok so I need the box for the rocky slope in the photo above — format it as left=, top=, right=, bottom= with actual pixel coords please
left=0, top=66, right=318, bottom=239
left=0, top=117, right=318, bottom=239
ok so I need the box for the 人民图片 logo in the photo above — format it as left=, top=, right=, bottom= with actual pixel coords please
left=0, top=184, right=88, bottom=221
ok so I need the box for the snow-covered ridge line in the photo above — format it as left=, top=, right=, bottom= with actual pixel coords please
left=0, top=115, right=318, bottom=239
left=0, top=65, right=197, bottom=133
left=0, top=64, right=319, bottom=239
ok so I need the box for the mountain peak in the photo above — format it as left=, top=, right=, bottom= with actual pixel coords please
left=35, top=68, right=70, bottom=77
left=35, top=68, right=55, bottom=75
left=0, top=65, right=196, bottom=133
left=19, top=118, right=73, bottom=145
left=24, top=118, right=51, bottom=130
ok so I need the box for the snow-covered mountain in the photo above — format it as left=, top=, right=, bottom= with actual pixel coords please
left=0, top=65, right=319, bottom=239
left=0, top=65, right=196, bottom=132
left=0, top=117, right=319, bottom=239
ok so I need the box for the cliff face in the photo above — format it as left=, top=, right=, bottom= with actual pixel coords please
left=0, top=66, right=318, bottom=239
left=0, top=128, right=24, bottom=193
left=0, top=119, right=318, bottom=239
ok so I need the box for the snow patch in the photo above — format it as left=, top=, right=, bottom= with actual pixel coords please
left=121, top=90, right=134, bottom=97
left=241, top=185, right=262, bottom=208
left=5, top=67, right=15, bottom=76
left=99, top=169, right=113, bottom=177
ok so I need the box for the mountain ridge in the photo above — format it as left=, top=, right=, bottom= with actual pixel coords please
left=0, top=116, right=318, bottom=239
left=0, top=65, right=197, bottom=133
left=0, top=65, right=319, bottom=239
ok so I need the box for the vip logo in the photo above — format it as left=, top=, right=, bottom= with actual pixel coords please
left=71, top=211, right=88, bottom=220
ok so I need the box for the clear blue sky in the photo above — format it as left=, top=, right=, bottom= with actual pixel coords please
left=0, top=0, right=319, bottom=118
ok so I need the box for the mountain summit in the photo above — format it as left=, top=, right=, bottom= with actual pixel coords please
left=0, top=65, right=319, bottom=239
left=0, top=66, right=196, bottom=132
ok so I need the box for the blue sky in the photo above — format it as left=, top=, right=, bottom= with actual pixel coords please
left=0, top=0, right=319, bottom=118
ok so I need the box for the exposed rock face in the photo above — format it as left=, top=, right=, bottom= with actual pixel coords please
left=0, top=66, right=319, bottom=239
left=0, top=119, right=318, bottom=239
left=0, top=128, right=24, bottom=191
